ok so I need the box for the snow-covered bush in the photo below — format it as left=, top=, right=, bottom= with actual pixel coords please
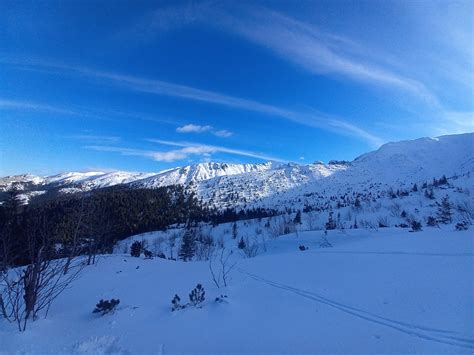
left=189, top=284, right=205, bottom=307
left=377, top=216, right=389, bottom=228
left=171, top=294, right=184, bottom=311
left=209, top=248, right=236, bottom=288
left=93, top=299, right=120, bottom=315
left=215, top=294, right=228, bottom=303
left=455, top=221, right=469, bottom=231
left=426, top=216, right=438, bottom=227
left=241, top=237, right=259, bottom=258
left=411, top=220, right=423, bottom=232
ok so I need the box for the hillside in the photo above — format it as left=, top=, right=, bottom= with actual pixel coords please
left=1, top=227, right=472, bottom=354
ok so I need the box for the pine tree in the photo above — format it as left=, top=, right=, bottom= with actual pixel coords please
left=293, top=210, right=302, bottom=224
left=325, top=211, right=336, bottom=230
left=424, top=188, right=435, bottom=200
left=130, top=241, right=142, bottom=257
left=437, top=195, right=452, bottom=224
left=232, top=222, right=238, bottom=239
left=189, top=284, right=205, bottom=307
left=412, top=183, right=418, bottom=192
left=179, top=228, right=196, bottom=261
left=354, top=197, right=361, bottom=208
left=238, top=237, right=246, bottom=249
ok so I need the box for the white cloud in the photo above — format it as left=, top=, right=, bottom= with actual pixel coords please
left=176, top=124, right=212, bottom=133
left=177, top=124, right=234, bottom=138
left=214, top=129, right=233, bottom=138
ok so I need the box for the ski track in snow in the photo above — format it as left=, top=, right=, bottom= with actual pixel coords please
left=238, top=268, right=474, bottom=350
left=313, top=251, right=474, bottom=257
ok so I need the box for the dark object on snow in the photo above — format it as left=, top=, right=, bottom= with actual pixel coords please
left=130, top=241, right=142, bottom=257
left=299, top=245, right=308, bottom=251
left=189, top=284, right=205, bottom=307
left=143, top=250, right=153, bottom=259
left=171, top=294, right=184, bottom=311
left=93, top=299, right=120, bottom=315
left=156, top=252, right=166, bottom=259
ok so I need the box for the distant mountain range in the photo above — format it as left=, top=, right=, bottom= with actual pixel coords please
left=2, top=133, right=473, bottom=209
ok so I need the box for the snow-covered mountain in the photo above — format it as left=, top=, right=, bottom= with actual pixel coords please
left=2, top=133, right=473, bottom=207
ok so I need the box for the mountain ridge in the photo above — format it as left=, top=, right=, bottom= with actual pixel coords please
left=2, top=133, right=473, bottom=207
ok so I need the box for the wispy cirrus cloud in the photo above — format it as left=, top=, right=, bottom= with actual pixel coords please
left=1, top=60, right=383, bottom=147
left=215, top=7, right=439, bottom=106
left=0, top=96, right=180, bottom=126
left=68, top=134, right=121, bottom=144
left=86, top=139, right=284, bottom=163
left=127, top=3, right=439, bottom=107
left=0, top=98, right=81, bottom=116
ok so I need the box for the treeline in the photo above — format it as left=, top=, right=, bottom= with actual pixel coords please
left=208, top=207, right=279, bottom=226
left=0, top=184, right=283, bottom=266
left=0, top=185, right=208, bottom=266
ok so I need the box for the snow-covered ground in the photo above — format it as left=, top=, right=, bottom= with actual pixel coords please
left=1, top=227, right=472, bottom=354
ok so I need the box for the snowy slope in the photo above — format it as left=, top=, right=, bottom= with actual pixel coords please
left=349, top=133, right=474, bottom=184
left=1, top=228, right=472, bottom=354
left=130, top=162, right=277, bottom=188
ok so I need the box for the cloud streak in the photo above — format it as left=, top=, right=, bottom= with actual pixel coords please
left=86, top=140, right=284, bottom=163
left=222, top=7, right=439, bottom=105
left=0, top=98, right=81, bottom=116
left=2, top=60, right=384, bottom=147
left=128, top=3, right=439, bottom=106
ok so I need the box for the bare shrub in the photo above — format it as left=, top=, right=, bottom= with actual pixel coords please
left=209, top=248, right=236, bottom=288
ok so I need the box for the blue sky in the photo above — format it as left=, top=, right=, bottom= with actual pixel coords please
left=1, top=0, right=472, bottom=175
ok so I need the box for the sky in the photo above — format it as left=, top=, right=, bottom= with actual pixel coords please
left=0, top=0, right=473, bottom=176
